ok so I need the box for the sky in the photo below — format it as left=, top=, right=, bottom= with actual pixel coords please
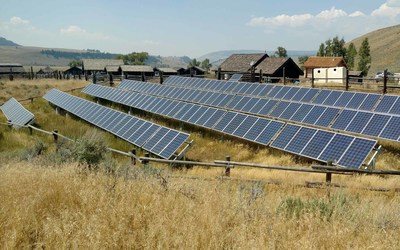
left=0, top=0, right=399, bottom=58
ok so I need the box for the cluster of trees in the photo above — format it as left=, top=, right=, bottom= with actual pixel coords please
left=189, top=58, right=212, bottom=71
left=316, top=36, right=371, bottom=75
left=41, top=49, right=118, bottom=60
left=116, top=52, right=149, bottom=65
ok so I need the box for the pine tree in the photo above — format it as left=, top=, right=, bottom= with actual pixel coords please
left=357, top=38, right=371, bottom=76
left=346, top=43, right=357, bottom=70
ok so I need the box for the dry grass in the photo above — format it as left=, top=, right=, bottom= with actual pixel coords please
left=0, top=162, right=399, bottom=249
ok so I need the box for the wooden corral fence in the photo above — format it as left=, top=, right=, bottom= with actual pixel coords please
left=2, top=120, right=400, bottom=197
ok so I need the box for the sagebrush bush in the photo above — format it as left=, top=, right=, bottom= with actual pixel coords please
left=71, top=130, right=108, bottom=169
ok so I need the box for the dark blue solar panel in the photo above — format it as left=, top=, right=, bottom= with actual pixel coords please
left=159, top=133, right=189, bottom=159
left=267, top=86, right=283, bottom=98
left=303, top=106, right=326, bottom=125
left=209, top=93, right=225, bottom=106
left=240, top=97, right=259, bottom=113
left=279, top=103, right=301, bottom=120
left=375, top=95, right=398, bottom=113
left=214, top=112, right=237, bottom=131
left=258, top=100, right=278, bottom=116
left=359, top=94, right=381, bottom=111
left=285, top=127, right=317, bottom=154
left=232, top=96, right=252, bottom=111
left=243, top=119, right=271, bottom=141
left=252, top=85, right=269, bottom=96
left=150, top=130, right=178, bottom=158
left=249, top=98, right=269, bottom=114
left=203, top=110, right=227, bottom=129
left=333, top=92, right=355, bottom=107
left=109, top=116, right=133, bottom=134
left=223, top=113, right=247, bottom=134
left=187, top=106, right=209, bottom=124
left=181, top=105, right=201, bottom=122
left=282, top=87, right=300, bottom=100
left=319, top=134, right=353, bottom=163
left=215, top=94, right=235, bottom=108
left=226, top=96, right=243, bottom=109
left=362, top=114, right=391, bottom=137
left=122, top=120, right=145, bottom=140
left=232, top=116, right=259, bottom=138
left=331, top=110, right=357, bottom=131
left=142, top=127, right=169, bottom=152
left=290, top=104, right=314, bottom=123
left=300, top=88, right=320, bottom=103
left=379, top=116, right=400, bottom=141
left=346, top=92, right=367, bottom=109
left=323, top=91, right=343, bottom=106
left=312, top=90, right=332, bottom=104
left=244, top=84, right=258, bottom=95
left=345, top=112, right=373, bottom=134
left=224, top=82, right=238, bottom=92
left=131, top=124, right=160, bottom=146
left=274, top=86, right=291, bottom=99
left=173, top=103, right=193, bottom=119
left=337, top=138, right=376, bottom=169
left=270, top=124, right=301, bottom=149
left=389, top=98, right=400, bottom=115
left=291, top=88, right=309, bottom=101
left=254, top=120, right=284, bottom=145
left=194, top=108, right=217, bottom=126
left=229, top=74, right=243, bottom=81
left=269, top=101, right=291, bottom=118
left=314, top=107, right=340, bottom=127
left=301, top=130, right=335, bottom=159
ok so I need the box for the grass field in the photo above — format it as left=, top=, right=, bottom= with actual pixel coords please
left=1, top=78, right=400, bottom=248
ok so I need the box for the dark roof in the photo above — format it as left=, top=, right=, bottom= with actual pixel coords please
left=106, top=65, right=120, bottom=73
left=189, top=66, right=205, bottom=73
left=255, top=57, right=288, bottom=74
left=64, top=66, right=83, bottom=73
left=156, top=67, right=177, bottom=73
left=82, top=59, right=123, bottom=71
left=0, top=64, right=25, bottom=73
left=40, top=66, right=55, bottom=74
left=120, top=65, right=154, bottom=73
left=219, top=53, right=269, bottom=72
left=303, top=56, right=347, bottom=68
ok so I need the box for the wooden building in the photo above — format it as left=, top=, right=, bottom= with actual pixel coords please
left=64, top=66, right=83, bottom=76
left=0, top=63, right=25, bottom=75
left=256, top=57, right=304, bottom=83
left=105, top=65, right=121, bottom=76
left=120, top=65, right=154, bottom=77
left=82, top=59, right=123, bottom=75
left=303, top=56, right=347, bottom=78
left=219, top=53, right=269, bottom=75
left=154, top=67, right=178, bottom=76
left=176, top=66, right=206, bottom=76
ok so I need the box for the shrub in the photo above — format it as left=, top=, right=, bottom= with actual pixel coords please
left=71, top=130, right=108, bottom=169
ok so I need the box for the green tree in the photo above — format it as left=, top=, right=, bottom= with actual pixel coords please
left=274, top=46, right=288, bottom=57
left=357, top=38, right=371, bottom=76
left=317, top=43, right=325, bottom=56
left=346, top=43, right=357, bottom=70
left=189, top=58, right=201, bottom=67
left=116, top=52, right=149, bottom=65
left=68, top=60, right=82, bottom=68
left=298, top=56, right=309, bottom=67
left=201, top=58, right=211, bottom=70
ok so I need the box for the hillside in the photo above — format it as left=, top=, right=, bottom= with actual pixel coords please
left=0, top=37, right=20, bottom=46
left=348, top=24, right=400, bottom=76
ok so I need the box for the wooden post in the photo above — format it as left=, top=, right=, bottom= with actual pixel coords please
left=28, top=126, right=33, bottom=135
left=143, top=153, right=150, bottom=167
left=383, top=69, right=388, bottom=94
left=141, top=72, right=145, bottom=82
left=217, top=67, right=221, bottom=80
left=8, top=120, right=12, bottom=130
left=160, top=71, right=164, bottom=84
left=225, top=155, right=231, bottom=177
left=259, top=69, right=263, bottom=83
left=53, top=130, right=58, bottom=144
left=93, top=73, right=97, bottom=84
left=130, top=149, right=137, bottom=166
left=311, top=69, right=315, bottom=88
left=109, top=74, right=114, bottom=86
left=9, top=67, right=13, bottom=81
left=251, top=66, right=255, bottom=82
left=326, top=161, right=333, bottom=200
left=283, top=67, right=286, bottom=85
left=345, top=69, right=349, bottom=91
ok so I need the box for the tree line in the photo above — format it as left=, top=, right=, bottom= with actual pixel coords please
left=41, top=49, right=118, bottom=60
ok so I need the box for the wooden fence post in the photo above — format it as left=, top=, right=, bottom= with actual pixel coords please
left=160, top=71, right=164, bottom=84
left=53, top=130, right=58, bottom=144
left=109, top=74, right=114, bottom=86
left=143, top=153, right=150, bottom=167
left=225, top=155, right=231, bottom=177
left=131, top=149, right=137, bottom=166
left=326, top=161, right=333, bottom=200
left=345, top=69, right=349, bottom=91
left=259, top=69, right=263, bottom=83
left=383, top=69, right=388, bottom=94
left=283, top=67, right=286, bottom=85
left=311, top=69, right=315, bottom=88
left=217, top=67, right=221, bottom=80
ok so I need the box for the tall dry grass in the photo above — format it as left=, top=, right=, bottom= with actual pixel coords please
left=0, top=162, right=399, bottom=249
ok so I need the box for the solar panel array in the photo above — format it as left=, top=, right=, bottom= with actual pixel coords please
left=229, top=74, right=243, bottom=81
left=0, top=97, right=35, bottom=128
left=117, top=79, right=400, bottom=142
left=43, top=89, right=190, bottom=159
left=82, top=83, right=377, bottom=169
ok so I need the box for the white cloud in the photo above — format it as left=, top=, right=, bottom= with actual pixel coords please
left=9, top=16, right=29, bottom=25
left=371, top=0, right=400, bottom=17
left=316, top=7, right=347, bottom=19
left=60, top=25, right=111, bottom=40
left=349, top=11, right=366, bottom=17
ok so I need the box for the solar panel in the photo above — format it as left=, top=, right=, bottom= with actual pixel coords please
left=254, top=120, right=284, bottom=145
left=270, top=124, right=301, bottom=149
left=318, top=133, right=353, bottom=163
left=279, top=102, right=301, bottom=120
left=0, top=98, right=35, bottom=128
left=359, top=94, right=381, bottom=111
left=229, top=74, right=243, bottom=81
left=312, top=90, right=332, bottom=104
left=269, top=101, right=291, bottom=118
left=314, top=107, right=340, bottom=127
left=302, top=106, right=326, bottom=125
left=345, top=111, right=373, bottom=134
left=44, top=89, right=189, bottom=159
left=375, top=95, right=398, bottom=113
left=379, top=116, right=400, bottom=141
left=232, top=115, right=259, bottom=138
left=331, top=110, right=357, bottom=131
left=323, top=90, right=343, bottom=106
left=300, top=130, right=335, bottom=159
left=290, top=104, right=313, bottom=123
left=285, top=127, right=317, bottom=154
left=337, top=138, right=376, bottom=169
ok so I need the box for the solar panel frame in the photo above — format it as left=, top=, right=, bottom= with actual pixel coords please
left=0, top=97, right=35, bottom=127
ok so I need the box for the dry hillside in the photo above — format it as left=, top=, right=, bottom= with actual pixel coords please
left=348, top=24, right=400, bottom=76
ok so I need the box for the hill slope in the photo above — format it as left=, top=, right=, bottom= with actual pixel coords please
left=348, top=24, right=400, bottom=76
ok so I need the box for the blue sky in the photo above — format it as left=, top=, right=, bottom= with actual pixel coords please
left=0, top=0, right=399, bottom=58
